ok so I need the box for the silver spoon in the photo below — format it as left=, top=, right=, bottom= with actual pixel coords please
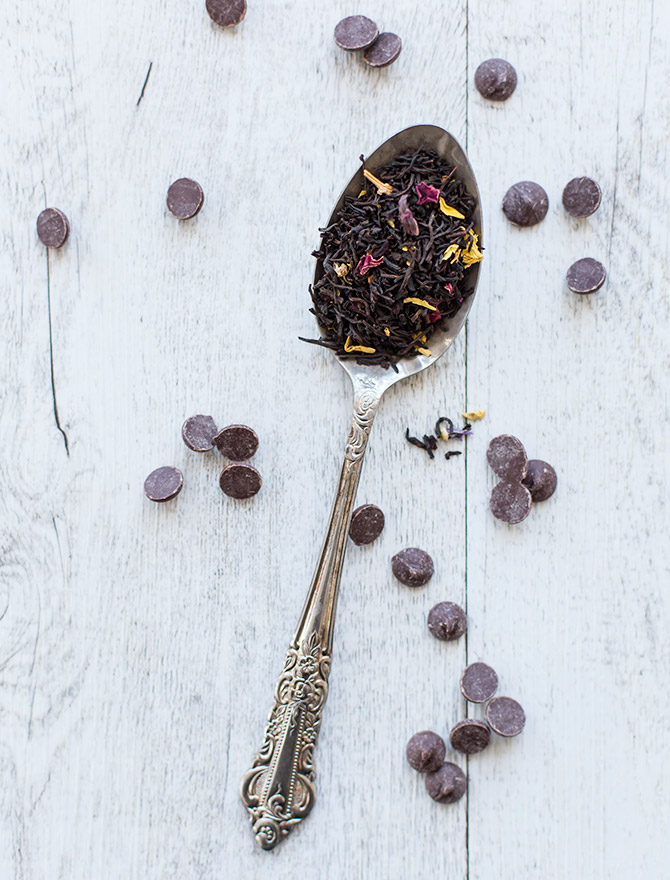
left=240, top=124, right=483, bottom=850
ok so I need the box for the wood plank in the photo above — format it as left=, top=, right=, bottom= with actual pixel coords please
left=465, top=1, right=670, bottom=877
left=1, top=1, right=472, bottom=877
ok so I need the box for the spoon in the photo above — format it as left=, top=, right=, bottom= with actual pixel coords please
left=240, top=124, right=483, bottom=850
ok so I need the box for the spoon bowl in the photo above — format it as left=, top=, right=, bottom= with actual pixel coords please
left=314, top=123, right=483, bottom=391
left=241, top=125, right=483, bottom=850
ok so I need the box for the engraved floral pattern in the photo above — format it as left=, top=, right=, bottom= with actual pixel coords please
left=240, top=632, right=332, bottom=850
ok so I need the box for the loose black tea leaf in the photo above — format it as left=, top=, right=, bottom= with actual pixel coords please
left=445, top=450, right=462, bottom=460
left=304, top=149, right=482, bottom=368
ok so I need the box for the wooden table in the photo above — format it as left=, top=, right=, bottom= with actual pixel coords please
left=2, top=1, right=668, bottom=877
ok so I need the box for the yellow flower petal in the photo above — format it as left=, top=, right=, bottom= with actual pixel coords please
left=363, top=168, right=393, bottom=195
left=441, top=243, right=461, bottom=264
left=333, top=262, right=350, bottom=278
left=344, top=336, right=376, bottom=354
left=462, top=409, right=486, bottom=420
left=383, top=328, right=391, bottom=336
left=461, top=230, right=484, bottom=267
left=403, top=297, right=438, bottom=311
left=387, top=219, right=396, bottom=228
left=357, top=189, right=367, bottom=198
left=415, top=347, right=432, bottom=357
left=439, top=197, right=465, bottom=219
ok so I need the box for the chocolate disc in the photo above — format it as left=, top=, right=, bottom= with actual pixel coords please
left=489, top=480, right=532, bottom=524
left=206, top=0, right=246, bottom=27
left=502, top=181, right=548, bottom=227
left=219, top=463, right=261, bottom=498
left=474, top=58, right=517, bottom=101
left=522, top=459, right=557, bottom=502
left=391, top=547, right=434, bottom=587
left=334, top=15, right=378, bottom=51
left=566, top=257, right=607, bottom=294
left=144, top=466, right=183, bottom=502
left=486, top=696, right=526, bottom=737
left=406, top=731, right=446, bottom=773
left=37, top=207, right=70, bottom=248
left=424, top=762, right=467, bottom=804
left=427, top=601, right=467, bottom=642
left=363, top=33, right=402, bottom=68
left=349, top=504, right=385, bottom=545
left=460, top=662, right=499, bottom=703
left=562, top=177, right=601, bottom=218
left=449, top=720, right=491, bottom=755
left=166, top=178, right=204, bottom=220
left=182, top=414, right=218, bottom=452
left=213, top=424, right=259, bottom=460
left=486, top=434, right=528, bottom=481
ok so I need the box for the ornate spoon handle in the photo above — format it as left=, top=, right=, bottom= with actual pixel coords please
left=240, top=377, right=382, bottom=850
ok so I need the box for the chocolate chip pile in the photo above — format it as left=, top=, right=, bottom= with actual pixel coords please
left=487, top=434, right=557, bottom=524
left=407, top=611, right=526, bottom=804
left=473, top=56, right=608, bottom=293
left=143, top=416, right=262, bottom=503
left=334, top=15, right=402, bottom=68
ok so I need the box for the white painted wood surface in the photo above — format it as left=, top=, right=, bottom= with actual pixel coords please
left=1, top=0, right=669, bottom=877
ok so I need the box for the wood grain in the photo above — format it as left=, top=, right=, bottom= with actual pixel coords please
left=0, top=0, right=668, bottom=877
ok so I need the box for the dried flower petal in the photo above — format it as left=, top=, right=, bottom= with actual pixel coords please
left=344, top=336, right=376, bottom=354
left=461, top=230, right=484, bottom=267
left=333, top=262, right=350, bottom=278
left=416, top=347, right=432, bottom=357
left=428, top=310, right=442, bottom=323
left=415, top=182, right=440, bottom=204
left=363, top=168, right=393, bottom=195
left=439, top=197, right=465, bottom=219
left=462, top=409, right=486, bottom=420
left=356, top=252, right=385, bottom=276
left=441, top=243, right=461, bottom=263
left=384, top=327, right=391, bottom=336
left=387, top=219, right=396, bottom=228
left=398, top=194, right=420, bottom=236
left=403, top=297, right=438, bottom=311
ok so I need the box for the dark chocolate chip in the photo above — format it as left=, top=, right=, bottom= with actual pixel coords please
left=566, top=257, right=607, bottom=294
left=391, top=547, right=434, bottom=587
left=219, top=463, right=262, bottom=499
left=144, top=466, right=183, bottom=502
left=363, top=33, right=402, bottom=68
left=182, top=414, right=218, bottom=452
left=427, top=601, right=467, bottom=642
left=474, top=58, right=517, bottom=101
left=486, top=696, right=526, bottom=737
left=424, top=762, right=467, bottom=804
left=562, top=177, right=602, bottom=218
left=486, top=435, right=528, bottom=481
left=166, top=178, right=204, bottom=220
left=406, top=731, right=446, bottom=773
left=522, top=459, right=557, bottom=502
left=489, top=480, right=532, bottom=524
left=460, top=662, right=499, bottom=703
left=37, top=208, right=70, bottom=248
left=213, top=424, right=259, bottom=460
left=334, top=15, right=378, bottom=51
left=502, top=181, right=548, bottom=227
left=349, top=504, right=385, bottom=545
left=449, top=720, right=491, bottom=755
left=206, top=0, right=246, bottom=27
